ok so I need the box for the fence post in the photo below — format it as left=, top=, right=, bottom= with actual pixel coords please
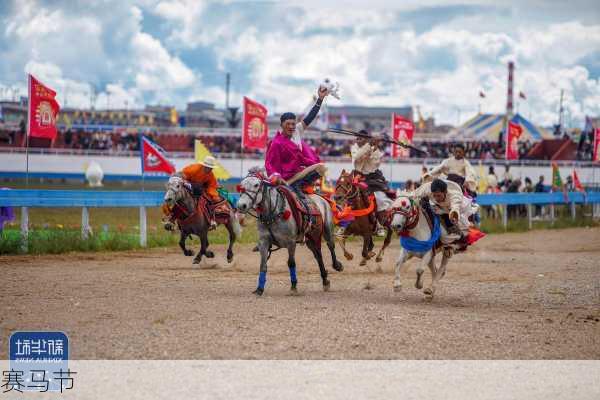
left=139, top=206, right=147, bottom=247
left=81, top=207, right=90, bottom=240
left=570, top=201, right=576, bottom=221
left=527, top=204, right=532, bottom=230
left=550, top=204, right=555, bottom=226
left=502, top=204, right=508, bottom=230
left=20, top=206, right=29, bottom=253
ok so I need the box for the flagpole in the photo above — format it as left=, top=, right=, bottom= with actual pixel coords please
left=25, top=74, right=31, bottom=188
left=139, top=133, right=145, bottom=192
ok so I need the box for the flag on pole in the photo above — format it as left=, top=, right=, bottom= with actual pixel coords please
left=505, top=120, right=523, bottom=160
left=28, top=74, right=60, bottom=140
left=572, top=170, right=585, bottom=193
left=593, top=128, right=600, bottom=163
left=551, top=162, right=563, bottom=189
left=391, top=113, right=414, bottom=158
left=242, top=97, right=268, bottom=150
left=195, top=139, right=231, bottom=180
left=141, top=136, right=175, bottom=175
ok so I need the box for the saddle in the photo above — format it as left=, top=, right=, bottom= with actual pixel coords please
left=198, top=196, right=232, bottom=225
left=276, top=185, right=323, bottom=243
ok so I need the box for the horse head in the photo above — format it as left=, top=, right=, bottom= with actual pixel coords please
left=236, top=174, right=264, bottom=213
left=390, top=196, right=418, bottom=234
left=164, top=176, right=186, bottom=207
left=334, top=169, right=356, bottom=206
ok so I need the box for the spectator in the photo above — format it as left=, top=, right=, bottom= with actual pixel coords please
left=534, top=175, right=546, bottom=217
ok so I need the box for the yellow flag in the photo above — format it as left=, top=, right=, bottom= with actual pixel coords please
left=477, top=162, right=487, bottom=193
left=195, top=139, right=231, bottom=180
left=170, top=108, right=178, bottom=125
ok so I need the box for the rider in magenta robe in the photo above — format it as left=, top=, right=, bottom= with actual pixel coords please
left=265, top=85, right=328, bottom=190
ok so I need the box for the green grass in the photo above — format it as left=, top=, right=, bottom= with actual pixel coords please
left=1, top=203, right=598, bottom=255
left=0, top=207, right=260, bottom=255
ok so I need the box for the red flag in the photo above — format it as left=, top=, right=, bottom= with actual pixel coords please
left=391, top=113, right=414, bottom=158
left=572, top=170, right=585, bottom=193
left=242, top=97, right=268, bottom=150
left=505, top=121, right=523, bottom=160
left=594, top=128, right=600, bottom=163
left=141, top=136, right=175, bottom=175
left=28, top=74, right=60, bottom=140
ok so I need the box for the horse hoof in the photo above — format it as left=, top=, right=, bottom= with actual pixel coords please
left=323, top=281, right=331, bottom=292
left=393, top=285, right=402, bottom=293
left=192, top=257, right=201, bottom=264
left=367, top=251, right=376, bottom=259
left=205, top=251, right=215, bottom=258
left=359, top=259, right=367, bottom=267
left=333, top=261, right=344, bottom=272
left=227, top=252, right=234, bottom=263
left=415, top=269, right=424, bottom=289
left=344, top=253, right=353, bottom=261
left=289, top=287, right=299, bottom=296
left=375, top=257, right=383, bottom=263
left=184, top=250, right=194, bottom=257
left=423, top=287, right=434, bottom=298
left=253, top=288, right=264, bottom=296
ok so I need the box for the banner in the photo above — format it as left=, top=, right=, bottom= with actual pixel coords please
left=28, top=74, right=60, bottom=140
left=141, top=136, right=175, bottom=175
left=391, top=113, right=414, bottom=158
left=242, top=97, right=268, bottom=150
left=505, top=120, right=523, bottom=160
left=594, top=128, right=600, bottom=163
left=195, top=139, right=231, bottom=180
left=572, top=170, right=585, bottom=193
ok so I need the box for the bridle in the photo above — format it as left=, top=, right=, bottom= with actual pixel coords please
left=237, top=174, right=284, bottom=226
left=335, top=174, right=360, bottom=205
left=390, top=197, right=420, bottom=233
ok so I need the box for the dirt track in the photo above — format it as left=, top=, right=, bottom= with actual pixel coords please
left=1, top=227, right=599, bottom=359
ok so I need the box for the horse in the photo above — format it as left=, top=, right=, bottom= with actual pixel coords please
left=389, top=195, right=452, bottom=299
left=236, top=172, right=343, bottom=296
left=333, top=169, right=393, bottom=269
left=164, top=176, right=241, bottom=265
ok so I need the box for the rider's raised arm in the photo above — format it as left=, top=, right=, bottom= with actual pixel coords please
left=300, top=86, right=328, bottom=129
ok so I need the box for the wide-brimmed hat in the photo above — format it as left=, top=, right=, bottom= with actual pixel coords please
left=199, top=156, right=217, bottom=169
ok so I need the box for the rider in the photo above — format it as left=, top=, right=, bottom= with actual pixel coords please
left=163, top=155, right=221, bottom=230
left=347, top=129, right=392, bottom=236
left=409, top=178, right=479, bottom=246
left=428, top=143, right=477, bottom=194
left=265, top=85, right=329, bottom=198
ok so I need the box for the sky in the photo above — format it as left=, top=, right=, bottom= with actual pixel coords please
left=0, top=0, right=599, bottom=127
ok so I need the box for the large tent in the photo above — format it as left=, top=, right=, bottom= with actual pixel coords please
left=447, top=113, right=552, bottom=141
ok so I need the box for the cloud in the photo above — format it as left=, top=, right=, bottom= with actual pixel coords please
left=0, top=0, right=599, bottom=128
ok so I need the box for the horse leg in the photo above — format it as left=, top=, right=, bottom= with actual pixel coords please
left=360, top=235, right=371, bottom=267
left=338, top=236, right=353, bottom=261
left=225, top=221, right=235, bottom=263
left=367, top=235, right=376, bottom=259
left=423, top=252, right=438, bottom=299
left=415, top=251, right=432, bottom=290
left=306, top=239, right=330, bottom=291
left=394, top=249, right=409, bottom=292
left=179, top=231, right=193, bottom=256
left=375, top=227, right=392, bottom=263
left=324, top=220, right=343, bottom=271
left=287, top=245, right=298, bottom=293
left=438, top=250, right=451, bottom=279
left=193, top=230, right=212, bottom=264
left=254, top=237, right=270, bottom=296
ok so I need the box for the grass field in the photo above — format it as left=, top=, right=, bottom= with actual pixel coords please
left=1, top=203, right=598, bottom=255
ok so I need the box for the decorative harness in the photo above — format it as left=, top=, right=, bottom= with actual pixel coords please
left=390, top=197, right=420, bottom=236
left=333, top=173, right=377, bottom=223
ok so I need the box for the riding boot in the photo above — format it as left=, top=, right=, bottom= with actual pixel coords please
left=375, top=211, right=389, bottom=237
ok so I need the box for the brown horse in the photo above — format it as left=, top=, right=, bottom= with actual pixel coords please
left=164, top=176, right=241, bottom=265
left=333, top=169, right=393, bottom=269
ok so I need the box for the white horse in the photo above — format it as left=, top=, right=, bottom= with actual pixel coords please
left=236, top=172, right=343, bottom=296
left=389, top=196, right=452, bottom=299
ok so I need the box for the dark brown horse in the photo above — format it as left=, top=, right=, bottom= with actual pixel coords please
left=334, top=169, right=393, bottom=269
left=164, top=176, right=240, bottom=265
